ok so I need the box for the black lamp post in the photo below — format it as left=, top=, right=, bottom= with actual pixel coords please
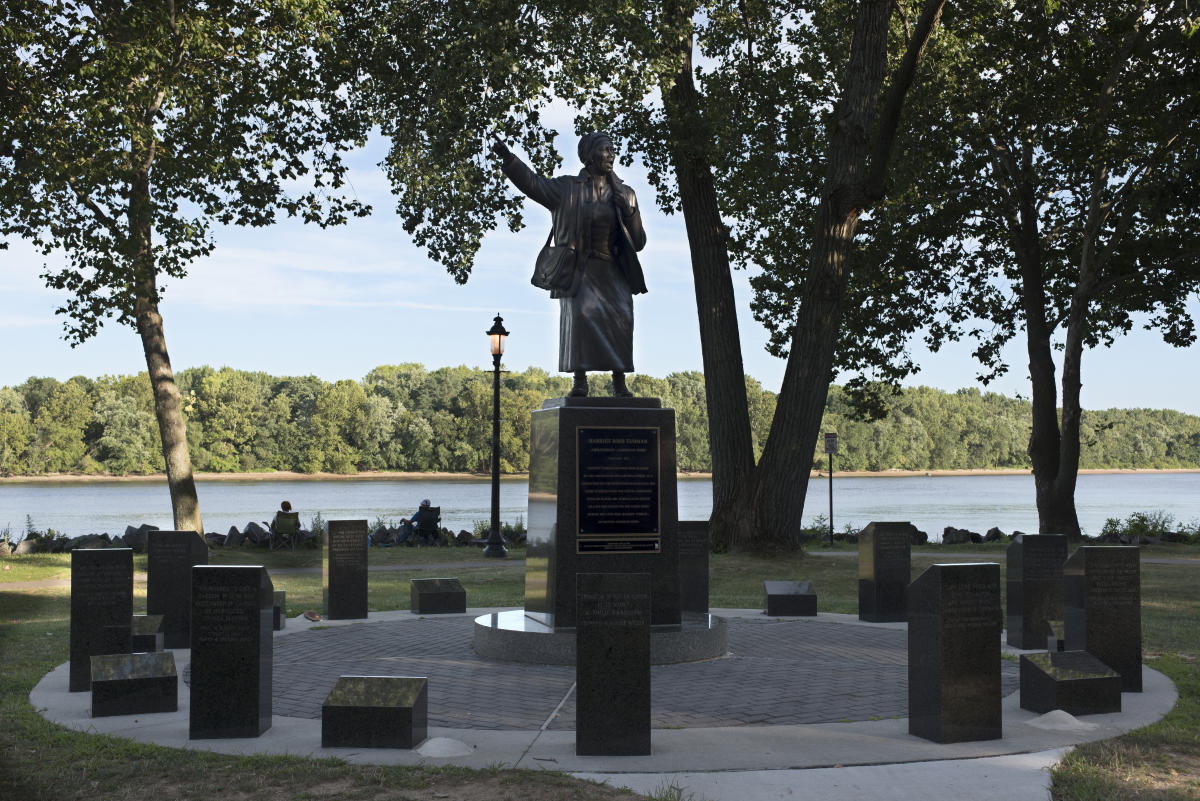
left=483, top=314, right=509, bottom=558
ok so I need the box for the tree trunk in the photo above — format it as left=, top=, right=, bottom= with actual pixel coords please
left=662, top=21, right=756, bottom=552
left=722, top=0, right=895, bottom=551
left=130, top=156, right=204, bottom=538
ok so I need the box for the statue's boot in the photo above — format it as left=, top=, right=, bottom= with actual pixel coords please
left=570, top=371, right=589, bottom=397
left=612, top=371, right=632, bottom=397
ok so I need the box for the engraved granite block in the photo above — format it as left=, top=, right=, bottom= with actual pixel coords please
left=410, top=577, right=466, bottom=614
left=1020, top=651, right=1122, bottom=716
left=70, top=549, right=134, bottom=692
left=1006, top=534, right=1067, bottom=649
left=131, top=614, right=164, bottom=652
left=147, top=530, right=208, bottom=649
left=858, top=522, right=911, bottom=622
left=678, top=520, right=710, bottom=615
left=90, top=651, right=177, bottom=717
left=189, top=566, right=273, bottom=739
left=576, top=573, right=651, bottom=756
left=321, top=676, right=428, bottom=748
left=764, top=580, right=817, bottom=616
left=324, top=520, right=369, bottom=620
left=1064, top=546, right=1141, bottom=692
left=909, top=563, right=1002, bottom=743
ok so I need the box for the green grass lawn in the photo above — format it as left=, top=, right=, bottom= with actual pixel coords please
left=2, top=543, right=1197, bottom=800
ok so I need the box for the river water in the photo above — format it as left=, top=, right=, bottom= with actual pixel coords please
left=1, top=473, right=1198, bottom=541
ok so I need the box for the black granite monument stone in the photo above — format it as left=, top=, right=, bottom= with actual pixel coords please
left=273, top=590, right=287, bottom=631
left=526, top=399, right=679, bottom=629
left=324, top=519, right=369, bottom=620
left=1064, top=546, right=1142, bottom=691
left=908, top=562, right=1002, bottom=743
left=858, top=522, right=911, bottom=623
left=131, top=614, right=164, bottom=652
left=147, top=530, right=208, bottom=648
left=321, top=676, right=428, bottom=748
left=90, top=651, right=178, bottom=717
left=576, top=572, right=652, bottom=756
left=189, top=565, right=273, bottom=739
left=677, top=520, right=710, bottom=615
left=411, top=577, right=467, bottom=614
left=1006, top=533, right=1067, bottom=649
left=764, top=580, right=817, bottom=616
left=1020, top=651, right=1122, bottom=716
left=69, top=548, right=134, bottom=692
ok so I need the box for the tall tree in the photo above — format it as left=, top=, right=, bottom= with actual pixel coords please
left=864, top=0, right=1200, bottom=539
left=341, top=0, right=946, bottom=550
left=1, top=1, right=369, bottom=534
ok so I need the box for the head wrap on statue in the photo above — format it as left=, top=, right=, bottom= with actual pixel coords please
left=577, top=132, right=613, bottom=166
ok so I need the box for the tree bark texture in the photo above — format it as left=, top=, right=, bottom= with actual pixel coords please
left=663, top=25, right=757, bottom=551
left=130, top=154, right=204, bottom=539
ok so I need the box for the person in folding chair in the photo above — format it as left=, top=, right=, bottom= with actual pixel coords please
left=269, top=501, right=300, bottom=550
left=400, top=499, right=442, bottom=546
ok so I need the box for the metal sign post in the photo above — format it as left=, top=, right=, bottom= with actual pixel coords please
left=823, top=433, right=838, bottom=548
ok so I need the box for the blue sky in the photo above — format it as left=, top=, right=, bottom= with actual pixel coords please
left=3, top=133, right=1199, bottom=416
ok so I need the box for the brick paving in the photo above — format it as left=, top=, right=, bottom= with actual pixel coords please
left=268, top=616, right=1020, bottom=730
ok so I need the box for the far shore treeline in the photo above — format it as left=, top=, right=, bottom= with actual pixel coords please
left=1, top=364, right=1199, bottom=478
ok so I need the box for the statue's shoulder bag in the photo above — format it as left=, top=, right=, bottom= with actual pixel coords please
left=531, top=230, right=576, bottom=291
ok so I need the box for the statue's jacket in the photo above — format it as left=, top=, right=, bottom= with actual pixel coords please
left=501, top=152, right=647, bottom=299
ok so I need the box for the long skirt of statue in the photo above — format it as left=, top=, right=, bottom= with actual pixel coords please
left=559, top=257, right=634, bottom=373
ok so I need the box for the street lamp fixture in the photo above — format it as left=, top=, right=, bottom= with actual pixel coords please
left=484, top=314, right=509, bottom=558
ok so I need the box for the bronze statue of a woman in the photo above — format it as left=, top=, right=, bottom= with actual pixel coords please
left=491, top=133, right=647, bottom=397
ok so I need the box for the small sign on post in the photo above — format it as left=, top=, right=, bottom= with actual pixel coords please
left=824, top=433, right=837, bottom=547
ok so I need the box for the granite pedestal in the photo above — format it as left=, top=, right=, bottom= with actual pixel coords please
left=1006, top=533, right=1067, bottom=649
left=858, top=522, right=911, bottom=623
left=764, top=580, right=817, bottom=616
left=131, top=614, right=164, bottom=652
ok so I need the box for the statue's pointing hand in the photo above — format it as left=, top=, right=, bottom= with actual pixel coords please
left=490, top=138, right=513, bottom=160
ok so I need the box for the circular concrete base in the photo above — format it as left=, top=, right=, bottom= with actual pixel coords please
left=472, top=609, right=727, bottom=665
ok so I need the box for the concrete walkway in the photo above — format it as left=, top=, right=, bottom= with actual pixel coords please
left=30, top=608, right=1178, bottom=801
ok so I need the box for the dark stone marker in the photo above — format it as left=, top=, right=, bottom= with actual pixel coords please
left=526, top=398, right=680, bottom=630
left=1047, top=619, right=1066, bottom=652
left=909, top=563, right=1002, bottom=743
left=70, top=548, right=134, bottom=692
left=576, top=572, right=652, bottom=756
left=131, top=614, right=164, bottom=652
left=1064, top=546, right=1141, bottom=692
left=1006, top=533, right=1067, bottom=649
left=147, top=530, right=208, bottom=649
left=410, top=577, right=467, bottom=614
left=273, top=590, right=287, bottom=631
left=321, top=676, right=428, bottom=749
left=764, top=580, right=817, bottom=617
left=1020, top=651, right=1122, bottom=716
left=324, top=520, right=369, bottom=620
left=677, top=520, right=709, bottom=615
left=858, top=522, right=911, bottom=622
left=90, top=651, right=178, bottom=717
left=189, top=566, right=273, bottom=739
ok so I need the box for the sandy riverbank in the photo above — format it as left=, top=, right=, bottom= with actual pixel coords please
left=2, top=467, right=1199, bottom=485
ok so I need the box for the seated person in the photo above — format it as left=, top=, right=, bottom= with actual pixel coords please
left=398, top=499, right=437, bottom=546
left=270, top=501, right=300, bottom=547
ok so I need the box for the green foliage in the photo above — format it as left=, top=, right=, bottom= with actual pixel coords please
left=1099, top=511, right=1200, bottom=545
left=4, top=365, right=1200, bottom=477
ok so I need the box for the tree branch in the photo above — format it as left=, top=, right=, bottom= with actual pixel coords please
left=65, top=176, right=122, bottom=237
left=864, top=0, right=947, bottom=201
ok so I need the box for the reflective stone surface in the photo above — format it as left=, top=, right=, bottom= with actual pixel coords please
left=575, top=572, right=651, bottom=756
left=1006, top=534, right=1067, bottom=649
left=324, top=520, right=369, bottom=620
left=147, top=530, right=208, bottom=649
left=764, top=580, right=817, bottom=617
left=189, top=566, right=273, bottom=739
left=273, top=590, right=287, bottom=631
left=858, top=522, right=911, bottom=623
left=131, top=614, right=164, bottom=652
left=678, top=520, right=709, bottom=614
left=1020, top=650, right=1122, bottom=716
left=908, top=563, right=1002, bottom=744
left=90, top=651, right=177, bottom=717
left=69, top=549, right=133, bottom=692
left=411, top=577, right=466, bottom=614
left=525, top=400, right=679, bottom=629
left=1065, top=546, right=1142, bottom=691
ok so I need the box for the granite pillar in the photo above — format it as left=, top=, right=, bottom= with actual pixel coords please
left=146, top=530, right=208, bottom=648
left=1064, top=546, right=1142, bottom=692
left=858, top=522, right=911, bottom=622
left=69, top=548, right=133, bottom=692
left=324, top=519, right=369, bottom=620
